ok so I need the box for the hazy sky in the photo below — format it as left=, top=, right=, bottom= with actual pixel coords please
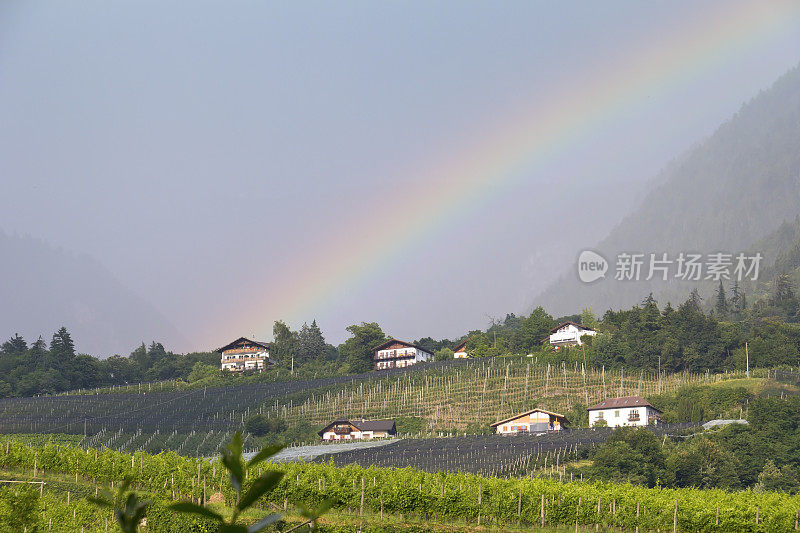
left=2, top=1, right=799, bottom=354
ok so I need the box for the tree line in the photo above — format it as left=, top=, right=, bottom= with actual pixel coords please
left=3, top=271, right=800, bottom=398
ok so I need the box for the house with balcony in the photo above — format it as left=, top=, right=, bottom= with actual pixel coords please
left=491, top=408, right=568, bottom=435
left=547, top=322, right=597, bottom=349
left=588, top=396, right=661, bottom=427
left=372, top=339, right=432, bottom=370
left=216, top=337, right=272, bottom=372
left=318, top=418, right=397, bottom=441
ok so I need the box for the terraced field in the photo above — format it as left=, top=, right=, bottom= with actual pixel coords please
left=0, top=358, right=770, bottom=456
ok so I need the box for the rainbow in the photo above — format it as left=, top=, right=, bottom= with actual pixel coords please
left=207, top=0, right=800, bottom=346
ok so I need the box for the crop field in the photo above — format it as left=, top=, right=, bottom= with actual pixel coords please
left=279, top=360, right=762, bottom=429
left=313, top=424, right=700, bottom=477
left=0, top=359, right=770, bottom=457
left=2, top=436, right=800, bottom=532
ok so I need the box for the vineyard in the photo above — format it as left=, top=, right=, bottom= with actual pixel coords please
left=0, top=359, right=769, bottom=457
left=2, top=436, right=800, bottom=531
left=312, top=424, right=700, bottom=477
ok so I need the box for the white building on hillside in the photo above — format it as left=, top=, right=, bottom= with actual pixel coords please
left=216, top=337, right=272, bottom=372
left=372, top=339, right=432, bottom=370
left=588, top=396, right=661, bottom=427
left=548, top=322, right=597, bottom=349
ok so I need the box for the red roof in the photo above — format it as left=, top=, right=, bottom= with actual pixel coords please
left=453, top=340, right=467, bottom=352
left=587, top=395, right=661, bottom=412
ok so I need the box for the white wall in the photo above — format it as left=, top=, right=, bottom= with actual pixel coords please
left=589, top=406, right=657, bottom=427
left=550, top=325, right=597, bottom=346
left=375, top=346, right=431, bottom=368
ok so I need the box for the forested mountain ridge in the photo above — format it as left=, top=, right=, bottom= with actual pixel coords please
left=535, top=64, right=800, bottom=316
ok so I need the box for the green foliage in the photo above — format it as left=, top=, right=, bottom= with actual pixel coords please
left=756, top=460, right=800, bottom=494
left=245, top=415, right=287, bottom=437
left=297, top=320, right=328, bottom=365
left=171, top=431, right=329, bottom=533
left=339, top=323, right=387, bottom=374
left=188, top=362, right=221, bottom=383
left=7, top=435, right=800, bottom=532
left=394, top=416, right=425, bottom=435
left=0, top=484, right=40, bottom=533
left=652, top=383, right=753, bottom=423
left=433, top=348, right=454, bottom=361
left=272, top=321, right=299, bottom=367
left=666, top=437, right=741, bottom=490
left=590, top=428, right=666, bottom=487
left=89, top=479, right=150, bottom=533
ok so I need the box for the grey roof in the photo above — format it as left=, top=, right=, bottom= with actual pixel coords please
left=357, top=419, right=396, bottom=433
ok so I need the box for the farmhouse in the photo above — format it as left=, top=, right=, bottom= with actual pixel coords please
left=453, top=340, right=469, bottom=359
left=373, top=339, right=432, bottom=370
left=588, top=396, right=661, bottom=427
left=318, top=418, right=397, bottom=441
left=490, top=408, right=569, bottom=435
left=548, top=321, right=597, bottom=349
left=216, top=337, right=272, bottom=372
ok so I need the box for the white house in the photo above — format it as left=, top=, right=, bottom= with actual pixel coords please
left=548, top=322, right=597, bottom=349
left=318, top=418, right=396, bottom=441
left=373, top=339, right=432, bottom=370
left=491, top=408, right=568, bottom=435
left=588, top=396, right=661, bottom=427
left=216, top=337, right=272, bottom=372
left=453, top=340, right=469, bottom=359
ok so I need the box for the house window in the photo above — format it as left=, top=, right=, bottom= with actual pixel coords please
left=615, top=410, right=620, bottom=418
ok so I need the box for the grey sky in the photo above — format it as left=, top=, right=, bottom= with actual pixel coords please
left=1, top=1, right=799, bottom=354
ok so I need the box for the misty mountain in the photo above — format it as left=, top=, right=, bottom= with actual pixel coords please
left=534, top=64, right=800, bottom=315
left=0, top=231, right=183, bottom=357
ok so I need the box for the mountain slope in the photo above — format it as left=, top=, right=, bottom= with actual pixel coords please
left=534, top=64, right=800, bottom=314
left=0, top=231, right=183, bottom=356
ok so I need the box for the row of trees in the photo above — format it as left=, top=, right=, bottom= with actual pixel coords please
left=0, top=329, right=217, bottom=397
left=3, top=272, right=800, bottom=397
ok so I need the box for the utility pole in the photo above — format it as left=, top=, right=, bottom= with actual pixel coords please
left=745, top=342, right=749, bottom=379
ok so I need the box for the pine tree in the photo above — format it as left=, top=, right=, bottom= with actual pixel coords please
left=50, top=327, right=75, bottom=358
left=688, top=288, right=704, bottom=313
left=30, top=336, right=47, bottom=367
left=642, top=293, right=661, bottom=330
left=772, top=273, right=796, bottom=303
left=730, top=280, right=742, bottom=314
left=0, top=333, right=27, bottom=356
left=715, top=280, right=728, bottom=318
left=297, top=320, right=328, bottom=365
